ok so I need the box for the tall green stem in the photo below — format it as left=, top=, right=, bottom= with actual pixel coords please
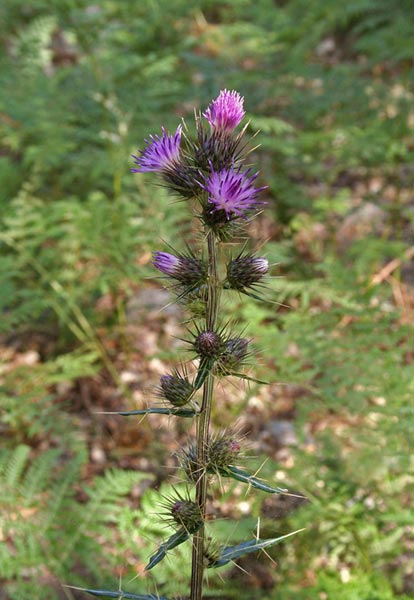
left=190, top=231, right=220, bottom=600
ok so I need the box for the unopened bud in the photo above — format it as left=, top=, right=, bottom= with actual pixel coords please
left=217, top=337, right=249, bottom=374
left=179, top=444, right=204, bottom=484
left=193, top=330, right=225, bottom=359
left=203, top=536, right=221, bottom=567
left=159, top=373, right=194, bottom=406
left=226, top=255, right=268, bottom=290
left=171, top=499, right=203, bottom=533
left=207, top=435, right=241, bottom=470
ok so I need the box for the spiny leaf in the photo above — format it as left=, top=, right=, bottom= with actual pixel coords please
left=64, top=586, right=169, bottom=599
left=115, top=408, right=197, bottom=417
left=227, top=372, right=269, bottom=385
left=146, top=527, right=195, bottom=570
left=219, top=465, right=287, bottom=494
left=211, top=529, right=305, bottom=568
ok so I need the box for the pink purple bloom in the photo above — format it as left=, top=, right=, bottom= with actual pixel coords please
left=152, top=251, right=207, bottom=285
left=203, top=90, right=245, bottom=132
left=200, top=167, right=266, bottom=219
left=153, top=251, right=180, bottom=275
left=131, top=125, right=182, bottom=172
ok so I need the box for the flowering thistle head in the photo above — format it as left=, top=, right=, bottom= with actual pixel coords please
left=226, top=254, right=269, bottom=291
left=159, top=371, right=194, bottom=407
left=203, top=90, right=245, bottom=133
left=216, top=336, right=250, bottom=375
left=207, top=432, right=242, bottom=471
left=131, top=125, right=182, bottom=173
left=200, top=167, right=266, bottom=223
left=153, top=251, right=207, bottom=288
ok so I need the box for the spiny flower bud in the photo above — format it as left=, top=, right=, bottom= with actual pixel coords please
left=153, top=251, right=207, bottom=287
left=179, top=444, right=204, bottom=484
left=193, top=330, right=225, bottom=359
left=207, top=435, right=241, bottom=470
left=217, top=337, right=249, bottom=374
left=203, top=536, right=221, bottom=567
left=171, top=500, right=203, bottom=533
left=159, top=373, right=194, bottom=407
left=226, top=255, right=269, bottom=291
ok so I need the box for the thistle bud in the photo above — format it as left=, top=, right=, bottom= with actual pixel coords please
left=153, top=251, right=207, bottom=288
left=159, top=372, right=194, bottom=407
left=171, top=500, right=203, bottom=533
left=217, top=337, right=249, bottom=374
left=193, top=330, right=225, bottom=359
left=203, top=536, right=221, bottom=568
left=226, top=255, right=269, bottom=291
left=207, top=435, right=241, bottom=470
left=178, top=444, right=204, bottom=484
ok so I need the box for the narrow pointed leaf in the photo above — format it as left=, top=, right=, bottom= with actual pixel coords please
left=146, top=527, right=196, bottom=570
left=194, top=357, right=215, bottom=390
left=219, top=465, right=287, bottom=494
left=227, top=372, right=269, bottom=385
left=69, top=587, right=169, bottom=599
left=211, top=529, right=305, bottom=568
left=240, top=289, right=269, bottom=303
left=117, top=407, right=197, bottom=417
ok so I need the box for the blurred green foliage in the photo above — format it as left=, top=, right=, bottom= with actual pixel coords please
left=0, top=0, right=413, bottom=598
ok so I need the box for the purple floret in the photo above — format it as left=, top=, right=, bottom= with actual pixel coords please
left=131, top=125, right=182, bottom=173
left=152, top=252, right=180, bottom=276
left=203, top=90, right=245, bottom=132
left=200, top=167, right=266, bottom=219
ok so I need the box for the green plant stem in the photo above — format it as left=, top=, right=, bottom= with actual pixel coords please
left=190, top=231, right=220, bottom=600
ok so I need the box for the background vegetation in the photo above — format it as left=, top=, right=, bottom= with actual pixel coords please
left=0, top=1, right=413, bottom=599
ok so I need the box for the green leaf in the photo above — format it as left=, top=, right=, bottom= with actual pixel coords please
left=66, top=587, right=169, bottom=599
left=211, top=529, right=305, bottom=568
left=99, top=407, right=198, bottom=417
left=227, top=372, right=269, bottom=385
left=219, top=465, right=287, bottom=494
left=145, top=527, right=195, bottom=570
left=115, top=408, right=197, bottom=417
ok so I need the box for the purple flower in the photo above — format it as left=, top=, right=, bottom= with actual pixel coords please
left=131, top=125, right=182, bottom=173
left=152, top=251, right=207, bottom=285
left=203, top=90, right=245, bottom=132
left=200, top=167, right=266, bottom=219
left=152, top=251, right=180, bottom=276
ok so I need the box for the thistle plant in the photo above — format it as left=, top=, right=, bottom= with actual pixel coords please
left=78, top=90, right=302, bottom=600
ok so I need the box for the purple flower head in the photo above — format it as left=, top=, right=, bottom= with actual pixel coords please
left=131, top=125, right=182, bottom=173
left=201, top=167, right=266, bottom=219
left=203, top=90, right=245, bottom=132
left=152, top=251, right=207, bottom=286
left=152, top=251, right=180, bottom=276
